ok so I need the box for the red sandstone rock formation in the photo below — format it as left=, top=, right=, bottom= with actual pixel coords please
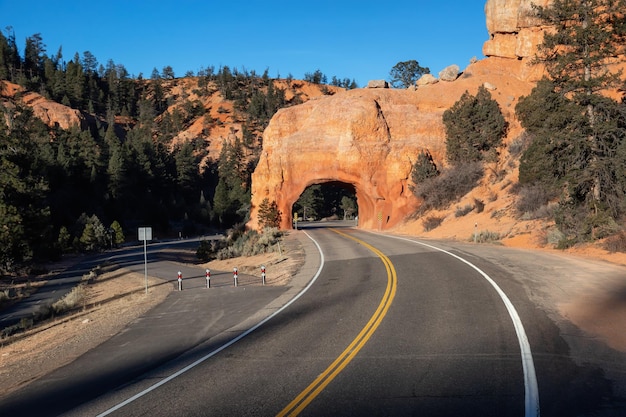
left=249, top=0, right=549, bottom=231
left=0, top=81, right=85, bottom=130
left=249, top=59, right=536, bottom=230
left=483, top=0, right=551, bottom=81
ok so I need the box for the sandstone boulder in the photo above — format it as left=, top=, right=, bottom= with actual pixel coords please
left=366, top=80, right=389, bottom=88
left=416, top=74, right=438, bottom=86
left=439, top=65, right=460, bottom=81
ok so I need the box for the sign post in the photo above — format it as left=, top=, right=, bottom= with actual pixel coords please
left=233, top=267, right=238, bottom=287
left=138, top=227, right=153, bottom=294
left=261, top=265, right=266, bottom=286
left=205, top=269, right=211, bottom=288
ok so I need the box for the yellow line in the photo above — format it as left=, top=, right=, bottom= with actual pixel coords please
left=276, top=229, right=398, bottom=417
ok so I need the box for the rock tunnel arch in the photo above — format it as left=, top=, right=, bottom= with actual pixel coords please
left=290, top=180, right=367, bottom=224
left=293, top=181, right=359, bottom=222
left=248, top=88, right=447, bottom=231
left=268, top=175, right=386, bottom=230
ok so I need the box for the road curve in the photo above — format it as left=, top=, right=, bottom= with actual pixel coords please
left=1, top=226, right=625, bottom=416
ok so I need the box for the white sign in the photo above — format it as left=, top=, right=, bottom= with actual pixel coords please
left=138, top=227, right=153, bottom=241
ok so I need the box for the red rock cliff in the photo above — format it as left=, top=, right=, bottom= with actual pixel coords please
left=249, top=61, right=535, bottom=230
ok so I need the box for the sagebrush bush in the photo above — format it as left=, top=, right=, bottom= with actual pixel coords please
left=422, top=216, right=444, bottom=231
left=216, top=228, right=283, bottom=260
left=414, top=162, right=484, bottom=211
left=545, top=228, right=566, bottom=247
left=455, top=205, right=473, bottom=217
left=603, top=231, right=626, bottom=253
left=516, top=184, right=554, bottom=217
left=472, top=230, right=501, bottom=243
left=508, top=132, right=531, bottom=157
left=52, top=285, right=86, bottom=314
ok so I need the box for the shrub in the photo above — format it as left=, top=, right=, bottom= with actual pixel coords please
left=52, top=285, right=86, bottom=315
left=414, top=162, right=484, bottom=211
left=603, top=231, right=626, bottom=253
left=472, top=230, right=501, bottom=243
left=474, top=198, right=485, bottom=213
left=545, top=228, right=566, bottom=247
left=422, top=216, right=444, bottom=231
left=455, top=205, right=473, bottom=217
left=216, top=228, right=283, bottom=260
left=555, top=200, right=621, bottom=244
left=196, top=240, right=214, bottom=262
left=516, top=184, right=555, bottom=217
left=508, top=132, right=531, bottom=157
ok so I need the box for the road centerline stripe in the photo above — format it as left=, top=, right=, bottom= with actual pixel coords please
left=96, top=231, right=326, bottom=417
left=276, top=228, right=398, bottom=417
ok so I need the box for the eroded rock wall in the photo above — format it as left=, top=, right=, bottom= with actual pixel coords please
left=483, top=0, right=550, bottom=80
left=249, top=1, right=548, bottom=231
left=249, top=60, right=535, bottom=230
left=1, top=81, right=85, bottom=129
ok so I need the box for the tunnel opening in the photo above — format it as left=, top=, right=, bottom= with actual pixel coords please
left=292, top=181, right=358, bottom=222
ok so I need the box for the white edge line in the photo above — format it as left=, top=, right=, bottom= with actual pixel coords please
left=376, top=233, right=540, bottom=417
left=97, top=231, right=325, bottom=416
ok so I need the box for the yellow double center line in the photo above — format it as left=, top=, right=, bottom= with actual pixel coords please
left=277, top=229, right=398, bottom=417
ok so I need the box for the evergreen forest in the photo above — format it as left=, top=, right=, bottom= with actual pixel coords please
left=0, top=29, right=356, bottom=274
left=3, top=0, right=626, bottom=275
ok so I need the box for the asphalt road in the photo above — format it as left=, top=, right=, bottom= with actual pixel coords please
left=0, top=237, right=220, bottom=330
left=1, top=225, right=625, bottom=416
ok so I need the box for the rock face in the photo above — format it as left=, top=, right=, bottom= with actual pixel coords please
left=250, top=89, right=439, bottom=230
left=483, top=0, right=550, bottom=80
left=249, top=59, right=535, bottom=231
left=1, top=81, right=85, bottom=129
left=248, top=0, right=550, bottom=231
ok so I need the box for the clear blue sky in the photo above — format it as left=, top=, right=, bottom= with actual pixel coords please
left=1, top=1, right=489, bottom=87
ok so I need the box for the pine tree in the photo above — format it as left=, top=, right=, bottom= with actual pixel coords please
left=257, top=198, right=282, bottom=228
left=0, top=105, right=52, bottom=268
left=389, top=60, right=430, bottom=88
left=411, top=150, right=440, bottom=184
left=532, top=0, right=626, bottom=206
left=110, top=220, right=124, bottom=246
left=518, top=0, right=626, bottom=241
left=443, top=86, right=508, bottom=164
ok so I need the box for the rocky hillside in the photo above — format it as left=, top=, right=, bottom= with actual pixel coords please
left=2, top=0, right=625, bottom=267
left=1, top=77, right=343, bottom=164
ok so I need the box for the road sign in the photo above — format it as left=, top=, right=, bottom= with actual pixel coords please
left=138, top=227, right=152, bottom=241
left=138, top=227, right=152, bottom=294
